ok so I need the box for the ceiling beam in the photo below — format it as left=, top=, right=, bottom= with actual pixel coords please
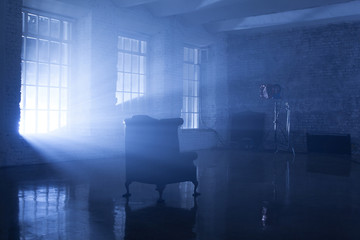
left=208, top=1, right=360, bottom=32
left=114, top=0, right=160, bottom=8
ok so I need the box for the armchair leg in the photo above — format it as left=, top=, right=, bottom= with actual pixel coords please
left=192, top=180, right=200, bottom=197
left=122, top=180, right=132, bottom=198
left=156, top=185, right=165, bottom=203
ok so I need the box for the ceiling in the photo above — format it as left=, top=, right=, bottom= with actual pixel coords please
left=114, top=0, right=360, bottom=32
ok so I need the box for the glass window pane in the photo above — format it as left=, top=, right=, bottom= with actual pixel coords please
left=188, top=65, right=195, bottom=80
left=124, top=53, right=131, bottom=72
left=38, top=39, right=49, bottom=62
left=61, top=66, right=68, bottom=87
left=139, top=75, right=145, bottom=93
left=183, top=64, right=189, bottom=80
left=25, top=61, right=37, bottom=85
left=27, top=14, right=38, bottom=34
left=131, top=39, right=139, bottom=52
left=60, top=111, right=67, bottom=127
left=50, top=65, right=60, bottom=86
left=117, top=72, right=123, bottom=91
left=184, top=47, right=188, bottom=62
left=194, top=98, right=198, bottom=112
left=131, top=74, right=139, bottom=93
left=39, top=16, right=49, bottom=36
left=50, top=19, right=60, bottom=39
left=183, top=80, right=188, bottom=96
left=25, top=86, right=37, bottom=109
left=116, top=92, right=123, bottom=105
left=49, top=111, right=59, bottom=131
left=25, top=110, right=36, bottom=134
left=38, top=64, right=49, bottom=86
left=50, top=42, right=60, bottom=64
left=194, top=114, right=199, bottom=128
left=139, top=56, right=145, bottom=74
left=38, top=87, right=48, bottom=109
left=141, top=41, right=147, bottom=54
left=21, top=36, right=25, bottom=59
left=60, top=89, right=67, bottom=110
left=62, top=43, right=68, bottom=64
left=188, top=48, right=194, bottom=63
left=26, top=37, right=37, bottom=61
left=117, top=52, right=123, bottom=71
left=124, top=73, right=131, bottom=92
left=63, top=21, right=70, bottom=40
left=131, top=55, right=139, bottom=73
left=49, top=88, right=59, bottom=110
left=37, top=111, right=48, bottom=133
left=124, top=93, right=131, bottom=103
left=124, top=38, right=131, bottom=51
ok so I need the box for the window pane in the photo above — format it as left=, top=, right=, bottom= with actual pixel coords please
left=131, top=55, right=139, bottom=73
left=38, top=39, right=49, bottom=62
left=49, top=111, right=59, bottom=131
left=39, top=16, right=49, bottom=36
left=25, top=61, right=37, bottom=85
left=139, top=75, right=145, bottom=93
left=124, top=38, right=131, bottom=51
left=37, top=111, right=48, bottom=133
left=116, top=92, right=123, bottom=105
left=61, top=66, right=68, bottom=87
left=124, top=53, right=131, bottom=72
left=25, top=86, right=37, bottom=109
left=184, top=47, right=188, bottom=62
left=183, top=64, right=189, bottom=80
left=49, top=88, right=59, bottom=110
left=60, top=89, right=67, bottom=110
left=124, top=93, right=131, bottom=103
left=132, top=74, right=139, bottom=93
left=131, top=39, right=139, bottom=52
left=60, top=111, right=67, bottom=127
left=38, top=87, right=48, bottom=109
left=26, top=37, right=37, bottom=61
left=50, top=19, right=60, bottom=39
left=124, top=73, right=131, bottom=92
left=117, top=52, right=124, bottom=71
left=25, top=110, right=36, bottom=134
left=38, top=64, right=49, bottom=86
left=50, top=42, right=60, bottom=63
left=63, top=21, right=70, bottom=40
left=117, top=72, right=124, bottom=91
left=62, top=43, right=68, bottom=64
left=139, top=56, right=145, bottom=74
left=27, top=14, right=38, bottom=34
left=50, top=65, right=60, bottom=86
left=141, top=41, right=147, bottom=54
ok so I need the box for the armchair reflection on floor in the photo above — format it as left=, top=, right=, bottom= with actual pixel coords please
left=123, top=115, right=199, bottom=202
left=125, top=202, right=197, bottom=240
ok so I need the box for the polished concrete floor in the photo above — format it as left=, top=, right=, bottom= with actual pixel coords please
left=1, top=149, right=360, bottom=240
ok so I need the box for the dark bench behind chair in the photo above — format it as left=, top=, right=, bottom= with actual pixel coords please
left=123, top=115, right=199, bottom=201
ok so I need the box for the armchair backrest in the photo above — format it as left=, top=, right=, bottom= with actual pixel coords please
left=124, top=115, right=183, bottom=166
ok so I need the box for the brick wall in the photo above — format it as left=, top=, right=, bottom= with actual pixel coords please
left=227, top=22, right=360, bottom=153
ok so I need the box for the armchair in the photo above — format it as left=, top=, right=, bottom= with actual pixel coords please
left=123, top=115, right=199, bottom=201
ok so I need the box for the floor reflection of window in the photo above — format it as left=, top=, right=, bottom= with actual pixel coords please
left=116, top=36, right=147, bottom=106
left=18, top=185, right=67, bottom=239
left=20, top=10, right=72, bottom=134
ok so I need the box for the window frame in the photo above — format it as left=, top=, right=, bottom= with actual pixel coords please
left=182, top=45, right=201, bottom=129
left=115, top=33, right=148, bottom=110
left=19, top=8, right=73, bottom=134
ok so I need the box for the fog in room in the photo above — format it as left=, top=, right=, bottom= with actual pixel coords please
left=1, top=0, right=360, bottom=239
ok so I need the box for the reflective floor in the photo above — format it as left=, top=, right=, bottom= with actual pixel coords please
left=1, top=149, right=360, bottom=240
